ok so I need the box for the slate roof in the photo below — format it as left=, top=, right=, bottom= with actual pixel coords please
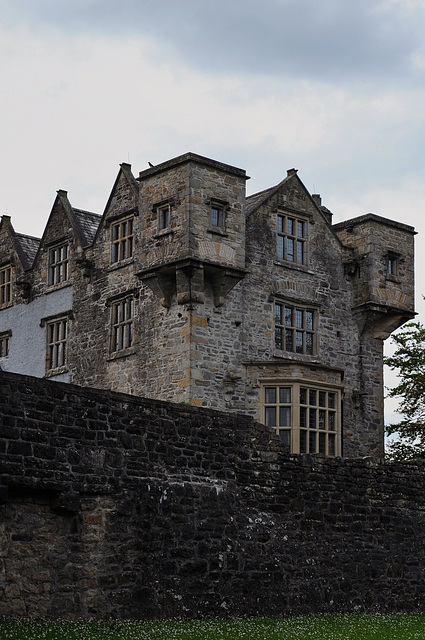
left=72, top=209, right=101, bottom=246
left=245, top=185, right=280, bottom=217
left=15, top=233, right=40, bottom=270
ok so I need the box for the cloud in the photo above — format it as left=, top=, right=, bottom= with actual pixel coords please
left=2, top=0, right=425, bottom=82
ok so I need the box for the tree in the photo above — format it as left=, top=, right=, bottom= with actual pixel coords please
left=384, top=322, right=425, bottom=460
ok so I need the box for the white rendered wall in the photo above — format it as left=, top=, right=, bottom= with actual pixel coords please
left=0, top=286, right=72, bottom=382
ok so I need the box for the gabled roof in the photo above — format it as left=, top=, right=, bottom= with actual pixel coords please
left=72, top=209, right=101, bottom=246
left=93, top=163, right=139, bottom=244
left=245, top=182, right=287, bottom=218
left=15, top=233, right=40, bottom=269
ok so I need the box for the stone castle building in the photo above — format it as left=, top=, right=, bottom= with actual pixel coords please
left=0, top=152, right=415, bottom=458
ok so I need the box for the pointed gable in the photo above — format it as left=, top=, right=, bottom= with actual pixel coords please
left=0, top=215, right=40, bottom=271
left=94, top=163, right=139, bottom=244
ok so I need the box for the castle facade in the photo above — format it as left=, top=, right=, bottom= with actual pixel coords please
left=0, top=153, right=415, bottom=457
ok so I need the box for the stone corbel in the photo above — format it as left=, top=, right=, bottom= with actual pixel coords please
left=207, top=267, right=245, bottom=307
left=76, top=258, right=94, bottom=278
left=138, top=269, right=175, bottom=308
left=176, top=262, right=205, bottom=305
left=16, top=279, right=31, bottom=299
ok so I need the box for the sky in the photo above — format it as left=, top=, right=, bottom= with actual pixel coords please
left=1, top=0, right=425, bottom=422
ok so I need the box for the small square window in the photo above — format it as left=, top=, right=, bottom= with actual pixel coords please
left=211, top=205, right=225, bottom=228
left=157, top=205, right=171, bottom=231
left=387, top=252, right=399, bottom=277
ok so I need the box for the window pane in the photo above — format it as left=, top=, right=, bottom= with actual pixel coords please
left=300, top=388, right=307, bottom=404
left=265, top=387, right=276, bottom=404
left=319, top=432, right=326, bottom=454
left=300, top=407, right=307, bottom=428
left=285, top=329, right=293, bottom=352
left=275, top=327, right=283, bottom=350
left=265, top=406, right=276, bottom=427
left=277, top=215, right=284, bottom=233
left=297, top=221, right=305, bottom=237
left=279, top=387, right=291, bottom=403
left=295, top=331, right=303, bottom=353
left=277, top=235, right=284, bottom=260
left=287, top=238, right=294, bottom=261
left=309, top=409, right=316, bottom=429
left=284, top=306, right=293, bottom=326
left=306, top=333, right=313, bottom=355
left=328, top=434, right=336, bottom=456
left=275, top=303, right=282, bottom=324
left=300, top=430, right=307, bottom=454
left=328, top=393, right=335, bottom=409
left=319, top=410, right=326, bottom=430
left=279, top=430, right=291, bottom=447
left=328, top=412, right=336, bottom=431
left=296, top=240, right=304, bottom=264
left=309, top=390, right=317, bottom=406
left=211, top=207, right=219, bottom=226
left=305, top=311, right=314, bottom=330
left=319, top=391, right=326, bottom=407
left=309, top=431, right=316, bottom=454
left=279, top=406, right=291, bottom=426
left=295, top=309, right=303, bottom=328
left=287, top=218, right=294, bottom=235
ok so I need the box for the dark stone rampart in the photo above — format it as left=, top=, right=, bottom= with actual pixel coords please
left=1, top=370, right=425, bottom=619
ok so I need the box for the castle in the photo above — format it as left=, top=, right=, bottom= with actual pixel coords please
left=0, top=152, right=415, bottom=458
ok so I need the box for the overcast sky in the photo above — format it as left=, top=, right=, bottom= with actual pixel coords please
left=1, top=0, right=424, bottom=421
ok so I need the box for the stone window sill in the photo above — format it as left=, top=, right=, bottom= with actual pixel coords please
left=273, top=349, right=319, bottom=363
left=107, top=346, right=136, bottom=361
left=207, top=227, right=228, bottom=237
left=274, top=260, right=313, bottom=274
left=386, top=275, right=401, bottom=284
left=45, top=365, right=68, bottom=378
left=46, top=281, right=72, bottom=293
left=109, top=257, right=135, bottom=271
left=154, top=229, right=174, bottom=239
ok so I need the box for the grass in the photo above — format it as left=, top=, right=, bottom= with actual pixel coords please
left=1, top=614, right=425, bottom=639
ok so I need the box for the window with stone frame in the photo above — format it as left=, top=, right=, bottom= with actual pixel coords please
left=211, top=202, right=227, bottom=229
left=275, top=302, right=316, bottom=355
left=48, top=242, right=69, bottom=285
left=0, top=264, right=12, bottom=308
left=46, top=317, right=68, bottom=372
left=110, top=296, right=135, bottom=353
left=387, top=251, right=400, bottom=278
left=262, top=382, right=341, bottom=456
left=111, top=216, right=134, bottom=263
left=277, top=213, right=308, bottom=265
left=0, top=331, right=10, bottom=358
left=157, top=204, right=171, bottom=232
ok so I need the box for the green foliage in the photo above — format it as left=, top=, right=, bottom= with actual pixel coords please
left=1, top=615, right=425, bottom=640
left=384, top=321, right=425, bottom=460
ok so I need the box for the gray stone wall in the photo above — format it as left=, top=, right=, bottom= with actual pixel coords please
left=1, top=371, right=425, bottom=620
left=0, top=153, right=416, bottom=460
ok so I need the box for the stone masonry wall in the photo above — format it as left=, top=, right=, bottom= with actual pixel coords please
left=1, top=371, right=425, bottom=620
